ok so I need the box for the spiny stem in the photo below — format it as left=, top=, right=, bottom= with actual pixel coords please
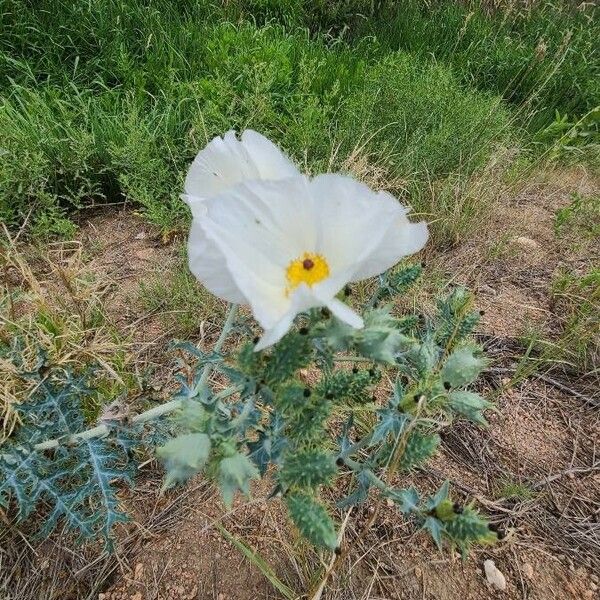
left=339, top=430, right=374, bottom=458
left=33, top=304, right=239, bottom=452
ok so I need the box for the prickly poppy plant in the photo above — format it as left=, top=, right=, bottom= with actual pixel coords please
left=159, top=131, right=496, bottom=555
left=0, top=132, right=496, bottom=561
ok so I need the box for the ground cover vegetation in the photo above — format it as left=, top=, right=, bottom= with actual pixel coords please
left=1, top=1, right=599, bottom=599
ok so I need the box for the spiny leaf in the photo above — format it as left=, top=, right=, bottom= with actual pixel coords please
left=316, top=368, right=375, bottom=402
left=377, top=264, right=423, bottom=300
left=426, top=480, right=450, bottom=510
left=440, top=346, right=488, bottom=388
left=280, top=450, right=337, bottom=489
left=423, top=516, right=445, bottom=550
left=286, top=492, right=338, bottom=550
left=316, top=317, right=355, bottom=351
left=248, top=413, right=287, bottom=475
left=355, top=307, right=413, bottom=364
left=157, top=433, right=211, bottom=489
left=387, top=486, right=420, bottom=514
left=1, top=363, right=138, bottom=546
left=218, top=452, right=259, bottom=508
left=370, top=407, right=410, bottom=446
left=448, top=391, right=494, bottom=425
left=399, top=431, right=440, bottom=470
left=444, top=506, right=497, bottom=557
left=263, top=331, right=312, bottom=386
left=435, top=288, right=480, bottom=348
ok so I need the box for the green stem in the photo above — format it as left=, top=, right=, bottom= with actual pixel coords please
left=33, top=304, right=239, bottom=452
left=339, top=431, right=374, bottom=458
left=342, top=457, right=390, bottom=493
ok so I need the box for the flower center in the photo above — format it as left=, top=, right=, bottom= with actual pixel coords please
left=286, top=252, right=329, bottom=292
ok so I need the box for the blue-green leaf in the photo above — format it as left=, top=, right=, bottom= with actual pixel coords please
left=218, top=453, right=259, bottom=508
left=157, top=433, right=211, bottom=489
left=448, top=391, right=493, bottom=425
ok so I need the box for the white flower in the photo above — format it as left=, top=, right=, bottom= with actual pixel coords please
left=183, top=130, right=301, bottom=304
left=184, top=132, right=428, bottom=350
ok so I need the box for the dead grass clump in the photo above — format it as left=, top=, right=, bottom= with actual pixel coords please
left=0, top=226, right=135, bottom=439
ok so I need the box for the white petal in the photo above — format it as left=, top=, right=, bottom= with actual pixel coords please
left=350, top=191, right=428, bottom=281
left=187, top=220, right=246, bottom=303
left=240, top=130, right=300, bottom=180
left=184, top=130, right=300, bottom=200
left=181, top=193, right=207, bottom=220
left=199, top=177, right=316, bottom=328
left=185, top=131, right=258, bottom=199
left=254, top=285, right=320, bottom=351
left=309, top=174, right=400, bottom=283
left=325, top=298, right=364, bottom=329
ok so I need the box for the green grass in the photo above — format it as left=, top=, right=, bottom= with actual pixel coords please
left=0, top=1, right=597, bottom=238
left=550, top=268, right=600, bottom=375
left=0, top=0, right=508, bottom=237
left=139, top=245, right=227, bottom=338
left=354, top=2, right=599, bottom=130
left=496, top=478, right=536, bottom=502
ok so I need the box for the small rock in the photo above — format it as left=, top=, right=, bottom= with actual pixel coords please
left=522, top=563, right=534, bottom=580
left=98, top=594, right=106, bottom=600
left=484, top=559, right=507, bottom=591
left=217, top=594, right=226, bottom=600
left=514, top=236, right=540, bottom=250
left=135, top=231, right=147, bottom=240
left=134, top=563, right=144, bottom=581
left=414, top=567, right=423, bottom=578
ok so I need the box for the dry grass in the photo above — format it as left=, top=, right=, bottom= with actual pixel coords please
left=0, top=225, right=135, bottom=439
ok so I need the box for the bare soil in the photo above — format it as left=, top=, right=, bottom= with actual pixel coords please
left=3, top=168, right=599, bottom=600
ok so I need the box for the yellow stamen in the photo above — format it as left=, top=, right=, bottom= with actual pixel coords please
left=286, top=252, right=329, bottom=292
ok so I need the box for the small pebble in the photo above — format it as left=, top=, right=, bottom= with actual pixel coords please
left=484, top=559, right=507, bottom=591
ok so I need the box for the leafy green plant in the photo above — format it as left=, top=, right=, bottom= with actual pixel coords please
left=555, top=191, right=600, bottom=242
left=0, top=266, right=496, bottom=563
left=0, top=356, right=139, bottom=547
left=154, top=270, right=496, bottom=558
